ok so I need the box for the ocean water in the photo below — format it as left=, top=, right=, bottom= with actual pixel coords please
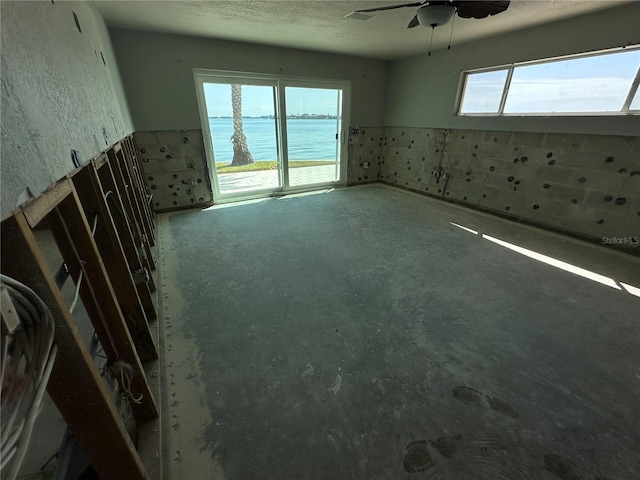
left=209, top=117, right=340, bottom=163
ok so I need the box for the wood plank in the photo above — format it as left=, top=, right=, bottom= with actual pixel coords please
left=22, top=179, right=72, bottom=228
left=96, top=161, right=156, bottom=316
left=46, top=183, right=158, bottom=423
left=102, top=152, right=156, bottom=291
left=124, top=136, right=155, bottom=222
left=116, top=147, right=155, bottom=252
left=121, top=138, right=155, bottom=246
left=107, top=149, right=157, bottom=288
left=72, top=165, right=158, bottom=362
left=113, top=148, right=155, bottom=272
left=94, top=153, right=108, bottom=169
left=125, top=135, right=155, bottom=227
left=1, top=213, right=150, bottom=480
left=105, top=149, right=144, bottom=251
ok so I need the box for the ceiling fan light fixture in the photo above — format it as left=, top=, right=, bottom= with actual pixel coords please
left=416, top=4, right=455, bottom=28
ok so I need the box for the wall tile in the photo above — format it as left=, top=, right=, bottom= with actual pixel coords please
left=135, top=129, right=213, bottom=211
left=378, top=126, right=639, bottom=250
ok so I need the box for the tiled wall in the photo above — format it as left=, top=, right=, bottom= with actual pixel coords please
left=349, top=126, right=640, bottom=249
left=346, top=126, right=384, bottom=185
left=134, top=130, right=213, bottom=211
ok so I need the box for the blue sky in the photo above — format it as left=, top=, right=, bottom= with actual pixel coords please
left=204, top=84, right=341, bottom=117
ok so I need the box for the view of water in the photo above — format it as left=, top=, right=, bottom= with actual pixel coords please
left=209, top=117, right=340, bottom=163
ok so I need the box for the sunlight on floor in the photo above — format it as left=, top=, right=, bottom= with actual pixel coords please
left=450, top=222, right=479, bottom=235
left=481, top=234, right=621, bottom=290
left=276, top=188, right=335, bottom=199
left=450, top=222, right=639, bottom=295
left=202, top=197, right=273, bottom=211
left=202, top=188, right=336, bottom=211
left=620, top=282, right=640, bottom=298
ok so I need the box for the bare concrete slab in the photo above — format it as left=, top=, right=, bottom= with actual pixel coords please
left=157, top=183, right=640, bottom=480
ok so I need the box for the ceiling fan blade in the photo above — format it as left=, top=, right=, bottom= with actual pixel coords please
left=453, top=1, right=510, bottom=19
left=407, top=15, right=420, bottom=28
left=354, top=2, right=424, bottom=14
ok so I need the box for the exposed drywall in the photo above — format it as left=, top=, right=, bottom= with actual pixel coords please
left=134, top=130, right=213, bottom=211
left=109, top=28, right=388, bottom=131
left=385, top=3, right=640, bottom=136
left=1, top=0, right=132, bottom=219
left=365, top=126, right=639, bottom=249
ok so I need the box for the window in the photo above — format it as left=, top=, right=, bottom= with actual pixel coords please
left=458, top=69, right=508, bottom=114
left=458, top=47, right=640, bottom=115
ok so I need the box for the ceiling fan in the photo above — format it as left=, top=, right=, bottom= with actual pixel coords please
left=350, top=1, right=510, bottom=55
left=352, top=1, right=511, bottom=29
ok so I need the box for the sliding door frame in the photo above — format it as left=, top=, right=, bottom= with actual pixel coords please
left=193, top=72, right=281, bottom=203
left=193, top=69, right=350, bottom=204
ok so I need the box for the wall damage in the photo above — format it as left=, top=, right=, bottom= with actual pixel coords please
left=349, top=127, right=639, bottom=250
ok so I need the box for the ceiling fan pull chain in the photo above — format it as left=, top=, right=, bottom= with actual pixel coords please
left=428, top=26, right=434, bottom=56
left=448, top=13, right=455, bottom=50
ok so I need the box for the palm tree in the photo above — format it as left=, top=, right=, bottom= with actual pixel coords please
left=230, top=84, right=254, bottom=166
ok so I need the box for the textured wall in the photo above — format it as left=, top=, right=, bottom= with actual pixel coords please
left=134, top=130, right=213, bottom=211
left=109, top=28, right=388, bottom=131
left=358, top=126, right=639, bottom=249
left=385, top=3, right=640, bottom=136
left=1, top=1, right=132, bottom=219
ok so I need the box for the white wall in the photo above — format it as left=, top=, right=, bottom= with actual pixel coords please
left=385, top=3, right=640, bottom=136
left=109, top=28, right=389, bottom=131
left=1, top=0, right=132, bottom=219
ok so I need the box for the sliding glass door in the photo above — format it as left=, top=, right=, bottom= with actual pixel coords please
left=284, top=86, right=342, bottom=188
left=194, top=71, right=349, bottom=203
left=199, top=79, right=282, bottom=198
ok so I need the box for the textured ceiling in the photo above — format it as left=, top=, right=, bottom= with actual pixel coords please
left=95, top=0, right=631, bottom=60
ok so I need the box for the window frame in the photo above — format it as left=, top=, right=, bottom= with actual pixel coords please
left=456, top=45, right=640, bottom=117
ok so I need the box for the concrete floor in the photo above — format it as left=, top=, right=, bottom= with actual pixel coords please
left=158, top=184, right=640, bottom=480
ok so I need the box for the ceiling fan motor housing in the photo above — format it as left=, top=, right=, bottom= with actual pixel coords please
left=416, top=3, right=456, bottom=27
